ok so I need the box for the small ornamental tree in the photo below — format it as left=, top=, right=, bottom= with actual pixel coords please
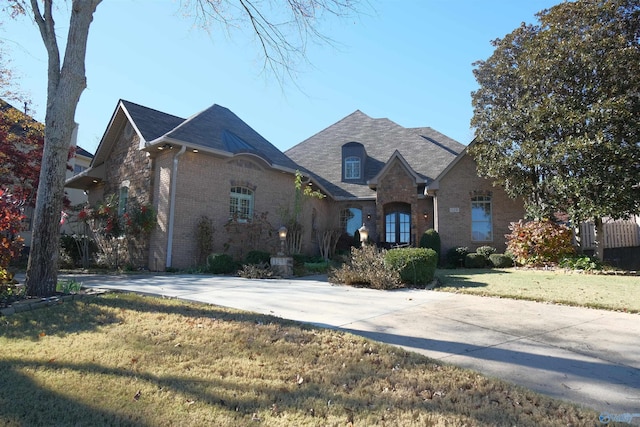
left=506, top=219, right=574, bottom=267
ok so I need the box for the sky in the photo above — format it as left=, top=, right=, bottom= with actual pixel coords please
left=1, top=0, right=561, bottom=155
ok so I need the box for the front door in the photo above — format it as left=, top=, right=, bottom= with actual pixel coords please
left=385, top=204, right=411, bottom=245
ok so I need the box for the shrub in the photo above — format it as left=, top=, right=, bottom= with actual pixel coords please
left=385, top=248, right=438, bottom=287
left=506, top=219, right=575, bottom=266
left=329, top=246, right=402, bottom=290
left=445, top=246, right=469, bottom=268
left=476, top=245, right=496, bottom=259
left=304, top=261, right=331, bottom=274
left=488, top=253, right=514, bottom=268
left=244, top=250, right=272, bottom=265
left=238, top=262, right=275, bottom=279
left=419, top=229, right=441, bottom=259
left=206, top=253, right=238, bottom=274
left=465, top=253, right=487, bottom=268
left=559, top=255, right=603, bottom=271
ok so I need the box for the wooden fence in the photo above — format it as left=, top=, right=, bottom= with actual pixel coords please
left=579, top=218, right=640, bottom=249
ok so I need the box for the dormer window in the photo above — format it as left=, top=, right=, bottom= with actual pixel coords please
left=342, top=142, right=366, bottom=182
left=344, top=156, right=361, bottom=180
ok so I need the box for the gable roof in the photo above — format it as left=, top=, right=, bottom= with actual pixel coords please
left=285, top=110, right=465, bottom=199
left=68, top=100, right=299, bottom=189
left=151, top=104, right=298, bottom=170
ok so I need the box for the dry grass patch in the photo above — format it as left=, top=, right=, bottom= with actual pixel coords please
left=0, top=293, right=599, bottom=426
left=436, top=268, right=640, bottom=313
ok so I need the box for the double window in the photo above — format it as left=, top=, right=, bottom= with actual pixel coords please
left=471, top=195, right=492, bottom=241
left=230, top=186, right=254, bottom=222
left=344, top=156, right=361, bottom=180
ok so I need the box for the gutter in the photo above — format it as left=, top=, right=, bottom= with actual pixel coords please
left=166, top=145, right=187, bottom=268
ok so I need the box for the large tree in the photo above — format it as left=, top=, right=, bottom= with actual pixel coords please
left=470, top=0, right=640, bottom=260
left=8, top=0, right=358, bottom=296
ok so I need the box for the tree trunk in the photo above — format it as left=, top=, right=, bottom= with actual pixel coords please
left=25, top=0, right=101, bottom=297
left=593, top=217, right=605, bottom=262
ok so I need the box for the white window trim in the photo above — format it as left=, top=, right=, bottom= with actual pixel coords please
left=471, top=196, right=493, bottom=242
left=344, top=156, right=361, bottom=180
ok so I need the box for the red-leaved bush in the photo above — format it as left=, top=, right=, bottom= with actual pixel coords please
left=506, top=219, right=574, bottom=266
left=0, top=189, right=24, bottom=269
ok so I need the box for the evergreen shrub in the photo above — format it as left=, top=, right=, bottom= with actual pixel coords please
left=419, top=229, right=441, bottom=259
left=385, top=248, right=438, bottom=286
left=488, top=253, right=514, bottom=268
left=206, top=253, right=238, bottom=274
left=464, top=253, right=487, bottom=268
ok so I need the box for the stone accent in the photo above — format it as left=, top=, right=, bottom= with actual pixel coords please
left=270, top=256, right=293, bottom=278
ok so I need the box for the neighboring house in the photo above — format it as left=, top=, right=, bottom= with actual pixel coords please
left=0, top=99, right=90, bottom=247
left=66, top=100, right=526, bottom=270
left=286, top=112, right=526, bottom=258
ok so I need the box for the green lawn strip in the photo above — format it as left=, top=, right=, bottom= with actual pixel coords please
left=435, top=269, right=640, bottom=313
left=0, top=293, right=598, bottom=426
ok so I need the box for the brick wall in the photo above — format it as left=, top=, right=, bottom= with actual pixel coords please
left=374, top=159, right=433, bottom=245
left=166, top=152, right=297, bottom=269
left=436, top=154, right=525, bottom=257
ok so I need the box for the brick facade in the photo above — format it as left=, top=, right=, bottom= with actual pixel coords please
left=435, top=154, right=525, bottom=257
left=150, top=152, right=297, bottom=270
left=373, top=159, right=433, bottom=245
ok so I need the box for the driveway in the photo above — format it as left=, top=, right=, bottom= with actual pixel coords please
left=64, top=273, right=640, bottom=418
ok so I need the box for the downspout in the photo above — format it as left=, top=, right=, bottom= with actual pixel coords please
left=166, top=145, right=187, bottom=268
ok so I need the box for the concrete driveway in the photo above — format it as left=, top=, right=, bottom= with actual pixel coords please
left=65, top=273, right=640, bottom=418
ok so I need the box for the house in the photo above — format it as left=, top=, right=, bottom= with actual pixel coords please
left=0, top=99, right=91, bottom=247
left=285, top=111, right=526, bottom=258
left=66, top=100, right=526, bottom=270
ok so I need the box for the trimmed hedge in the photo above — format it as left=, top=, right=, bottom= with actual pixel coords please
left=244, top=250, right=272, bottom=265
left=464, top=253, right=486, bottom=268
left=419, top=229, right=441, bottom=259
left=385, top=248, right=437, bottom=287
left=206, top=253, right=238, bottom=274
left=488, top=253, right=513, bottom=268
left=446, top=246, right=469, bottom=268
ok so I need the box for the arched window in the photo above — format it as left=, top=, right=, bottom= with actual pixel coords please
left=385, top=203, right=411, bottom=245
left=471, top=195, right=492, bottom=241
left=340, top=207, right=362, bottom=236
left=230, top=186, right=254, bottom=222
left=344, top=156, right=361, bottom=180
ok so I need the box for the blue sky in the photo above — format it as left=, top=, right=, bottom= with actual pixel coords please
left=2, top=1, right=559, bottom=154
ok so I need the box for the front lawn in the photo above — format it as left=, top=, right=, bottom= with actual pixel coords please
left=0, top=293, right=598, bottom=426
left=436, top=268, right=640, bottom=313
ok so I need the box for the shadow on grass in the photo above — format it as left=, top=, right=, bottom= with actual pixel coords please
left=0, top=293, right=595, bottom=426
left=436, top=268, right=513, bottom=289
left=0, top=351, right=593, bottom=426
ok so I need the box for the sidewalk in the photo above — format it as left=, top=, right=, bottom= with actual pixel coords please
left=63, top=273, right=640, bottom=417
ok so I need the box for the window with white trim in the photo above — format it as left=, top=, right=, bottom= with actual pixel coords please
left=230, top=186, right=254, bottom=222
left=344, top=156, right=361, bottom=180
left=471, top=195, right=492, bottom=241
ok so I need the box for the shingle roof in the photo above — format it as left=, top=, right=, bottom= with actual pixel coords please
left=121, top=100, right=185, bottom=143
left=158, top=104, right=299, bottom=170
left=285, top=110, right=466, bottom=199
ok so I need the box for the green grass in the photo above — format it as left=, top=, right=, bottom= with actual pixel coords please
left=0, top=293, right=599, bottom=426
left=436, top=268, right=640, bottom=313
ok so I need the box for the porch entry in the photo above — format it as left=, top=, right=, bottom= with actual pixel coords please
left=385, top=203, right=411, bottom=245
